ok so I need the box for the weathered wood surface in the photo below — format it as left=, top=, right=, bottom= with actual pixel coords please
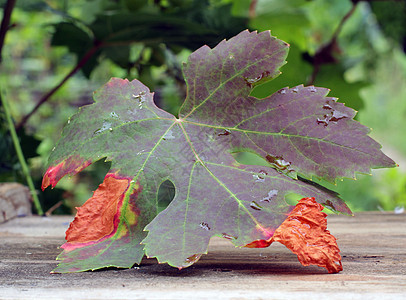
left=0, top=212, right=405, bottom=299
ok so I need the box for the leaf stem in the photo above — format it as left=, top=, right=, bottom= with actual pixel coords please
left=0, top=91, right=44, bottom=215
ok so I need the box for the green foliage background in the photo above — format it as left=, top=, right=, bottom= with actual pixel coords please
left=1, top=0, right=405, bottom=213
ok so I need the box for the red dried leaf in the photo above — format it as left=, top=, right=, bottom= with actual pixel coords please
left=41, top=156, right=91, bottom=190
left=245, top=197, right=343, bottom=273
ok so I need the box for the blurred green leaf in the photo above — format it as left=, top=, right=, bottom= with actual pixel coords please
left=51, top=22, right=99, bottom=77
left=371, top=1, right=406, bottom=49
left=250, top=12, right=310, bottom=51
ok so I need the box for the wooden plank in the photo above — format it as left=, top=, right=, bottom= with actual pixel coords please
left=0, top=212, right=405, bottom=299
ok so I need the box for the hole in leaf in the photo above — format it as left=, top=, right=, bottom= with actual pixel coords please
left=232, top=151, right=269, bottom=166
left=157, top=180, right=175, bottom=213
left=232, top=151, right=297, bottom=178
left=78, top=158, right=111, bottom=192
left=284, top=192, right=304, bottom=206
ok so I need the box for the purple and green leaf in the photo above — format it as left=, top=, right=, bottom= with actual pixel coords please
left=43, top=30, right=395, bottom=272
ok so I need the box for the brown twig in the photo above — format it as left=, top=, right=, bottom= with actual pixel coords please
left=333, top=1, right=359, bottom=42
left=307, top=1, right=358, bottom=85
left=249, top=0, right=258, bottom=19
left=15, top=37, right=170, bottom=129
left=45, top=200, right=63, bottom=217
left=16, top=41, right=102, bottom=130
left=0, top=0, right=17, bottom=63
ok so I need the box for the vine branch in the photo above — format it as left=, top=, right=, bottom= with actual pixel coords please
left=0, top=0, right=16, bottom=63
left=16, top=41, right=102, bottom=130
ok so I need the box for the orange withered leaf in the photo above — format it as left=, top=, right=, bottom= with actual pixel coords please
left=49, top=173, right=147, bottom=273
left=65, top=174, right=130, bottom=244
left=245, top=197, right=343, bottom=273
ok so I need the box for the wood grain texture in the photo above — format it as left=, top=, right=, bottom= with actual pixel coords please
left=0, top=212, right=405, bottom=299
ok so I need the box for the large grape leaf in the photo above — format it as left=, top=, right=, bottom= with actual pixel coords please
left=42, top=30, right=395, bottom=272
